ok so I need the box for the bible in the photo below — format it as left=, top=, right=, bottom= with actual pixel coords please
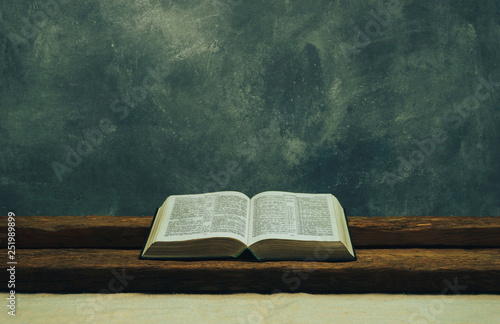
left=140, top=191, right=356, bottom=261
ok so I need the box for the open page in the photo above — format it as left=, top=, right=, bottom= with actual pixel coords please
left=248, top=191, right=340, bottom=246
left=155, top=191, right=250, bottom=243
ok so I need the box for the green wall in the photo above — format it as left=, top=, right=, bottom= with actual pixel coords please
left=1, top=0, right=499, bottom=216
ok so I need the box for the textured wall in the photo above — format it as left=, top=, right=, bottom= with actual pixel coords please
left=1, top=0, right=499, bottom=216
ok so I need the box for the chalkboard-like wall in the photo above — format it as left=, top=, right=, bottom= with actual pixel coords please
left=1, top=0, right=499, bottom=216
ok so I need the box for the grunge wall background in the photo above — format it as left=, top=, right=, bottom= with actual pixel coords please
left=1, top=0, right=499, bottom=216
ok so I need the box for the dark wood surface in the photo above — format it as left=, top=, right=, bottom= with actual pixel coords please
left=1, top=216, right=499, bottom=293
left=2, top=216, right=500, bottom=248
left=3, top=248, right=499, bottom=293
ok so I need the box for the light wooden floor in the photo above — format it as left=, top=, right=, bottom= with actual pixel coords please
left=1, top=293, right=499, bottom=323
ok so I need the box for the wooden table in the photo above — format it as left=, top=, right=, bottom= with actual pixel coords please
left=1, top=216, right=499, bottom=293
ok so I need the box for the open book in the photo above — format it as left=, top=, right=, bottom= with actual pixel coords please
left=140, top=191, right=356, bottom=261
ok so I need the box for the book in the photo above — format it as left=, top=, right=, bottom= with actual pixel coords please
left=140, top=191, right=356, bottom=261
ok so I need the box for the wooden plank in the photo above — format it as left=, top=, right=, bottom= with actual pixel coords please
left=1, top=216, right=500, bottom=248
left=1, top=216, right=150, bottom=249
left=2, top=248, right=499, bottom=293
left=348, top=216, right=500, bottom=247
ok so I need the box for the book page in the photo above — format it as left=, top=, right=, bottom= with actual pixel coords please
left=155, top=191, right=250, bottom=243
left=248, top=191, right=339, bottom=246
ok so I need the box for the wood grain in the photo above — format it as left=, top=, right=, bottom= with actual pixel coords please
left=1, top=216, right=499, bottom=248
left=2, top=248, right=499, bottom=293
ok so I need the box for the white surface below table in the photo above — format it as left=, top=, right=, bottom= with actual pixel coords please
left=1, top=293, right=499, bottom=323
